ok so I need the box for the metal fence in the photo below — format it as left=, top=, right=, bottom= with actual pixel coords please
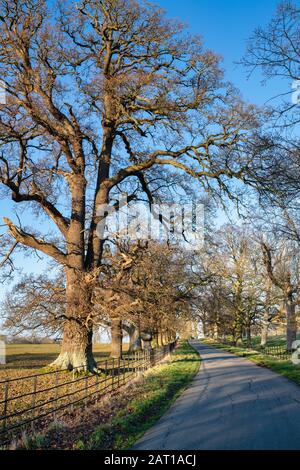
left=260, top=344, right=292, bottom=360
left=0, top=342, right=176, bottom=445
left=224, top=341, right=293, bottom=361
left=212, top=337, right=294, bottom=361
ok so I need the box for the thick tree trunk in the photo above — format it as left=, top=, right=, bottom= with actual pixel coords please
left=141, top=331, right=153, bottom=351
left=128, top=325, right=142, bottom=353
left=110, top=318, right=123, bottom=358
left=260, top=312, right=270, bottom=347
left=245, top=324, right=251, bottom=347
left=213, top=323, right=219, bottom=340
left=232, top=329, right=238, bottom=346
left=285, top=296, right=297, bottom=350
left=142, top=339, right=152, bottom=351
left=154, top=330, right=163, bottom=347
left=51, top=320, right=96, bottom=371
left=50, top=269, right=97, bottom=372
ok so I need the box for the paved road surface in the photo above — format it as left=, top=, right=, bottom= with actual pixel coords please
left=133, top=341, right=300, bottom=450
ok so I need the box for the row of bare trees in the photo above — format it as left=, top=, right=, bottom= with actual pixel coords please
left=0, top=0, right=262, bottom=370
left=3, top=241, right=195, bottom=364
left=1, top=0, right=300, bottom=367
left=199, top=1, right=300, bottom=350
left=197, top=223, right=300, bottom=350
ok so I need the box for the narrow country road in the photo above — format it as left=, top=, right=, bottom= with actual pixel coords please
left=133, top=341, right=300, bottom=450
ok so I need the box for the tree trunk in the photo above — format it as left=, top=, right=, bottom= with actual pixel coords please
left=245, top=324, right=251, bottom=347
left=50, top=269, right=97, bottom=372
left=110, top=318, right=123, bottom=358
left=232, top=329, right=238, bottom=346
left=51, top=320, right=96, bottom=371
left=126, top=324, right=135, bottom=352
left=260, top=312, right=270, bottom=347
left=141, top=331, right=153, bottom=351
left=128, top=325, right=142, bottom=353
left=143, top=339, right=152, bottom=351
left=285, top=296, right=297, bottom=350
left=202, top=320, right=208, bottom=337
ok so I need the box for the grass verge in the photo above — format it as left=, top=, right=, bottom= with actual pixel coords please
left=79, top=341, right=200, bottom=450
left=202, top=339, right=300, bottom=386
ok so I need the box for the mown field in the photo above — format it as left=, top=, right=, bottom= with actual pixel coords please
left=0, top=342, right=130, bottom=444
left=0, top=343, right=128, bottom=381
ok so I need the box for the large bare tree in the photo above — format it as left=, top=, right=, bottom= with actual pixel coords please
left=261, top=238, right=300, bottom=350
left=0, top=0, right=259, bottom=370
left=244, top=1, right=300, bottom=128
left=242, top=1, right=300, bottom=204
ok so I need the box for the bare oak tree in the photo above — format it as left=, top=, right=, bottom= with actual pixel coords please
left=261, top=238, right=300, bottom=350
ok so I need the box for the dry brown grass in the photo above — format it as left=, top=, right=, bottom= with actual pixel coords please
left=0, top=343, right=128, bottom=380
left=8, top=342, right=198, bottom=450
left=0, top=342, right=130, bottom=445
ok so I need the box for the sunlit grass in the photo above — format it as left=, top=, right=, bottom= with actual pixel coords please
left=221, top=333, right=300, bottom=349
left=0, top=343, right=128, bottom=378
left=77, top=341, right=200, bottom=450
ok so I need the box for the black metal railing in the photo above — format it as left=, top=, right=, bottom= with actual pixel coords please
left=213, top=339, right=293, bottom=361
left=260, top=344, right=292, bottom=360
left=0, top=342, right=176, bottom=444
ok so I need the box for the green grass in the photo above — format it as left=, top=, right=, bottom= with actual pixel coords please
left=224, top=333, right=300, bottom=349
left=203, top=338, right=300, bottom=386
left=80, top=341, right=200, bottom=450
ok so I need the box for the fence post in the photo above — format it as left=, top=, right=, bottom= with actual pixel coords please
left=134, top=353, right=137, bottom=377
left=150, top=348, right=155, bottom=367
left=117, top=358, right=120, bottom=388
left=54, top=370, right=59, bottom=419
left=2, top=380, right=9, bottom=432
left=71, top=368, right=75, bottom=413
left=112, top=358, right=115, bottom=389
left=96, top=367, right=99, bottom=396
left=85, top=374, right=88, bottom=411
left=31, top=376, right=37, bottom=431
left=105, top=360, right=108, bottom=391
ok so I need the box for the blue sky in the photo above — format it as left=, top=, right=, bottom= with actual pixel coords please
left=156, top=0, right=284, bottom=104
left=0, top=0, right=289, bottom=307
